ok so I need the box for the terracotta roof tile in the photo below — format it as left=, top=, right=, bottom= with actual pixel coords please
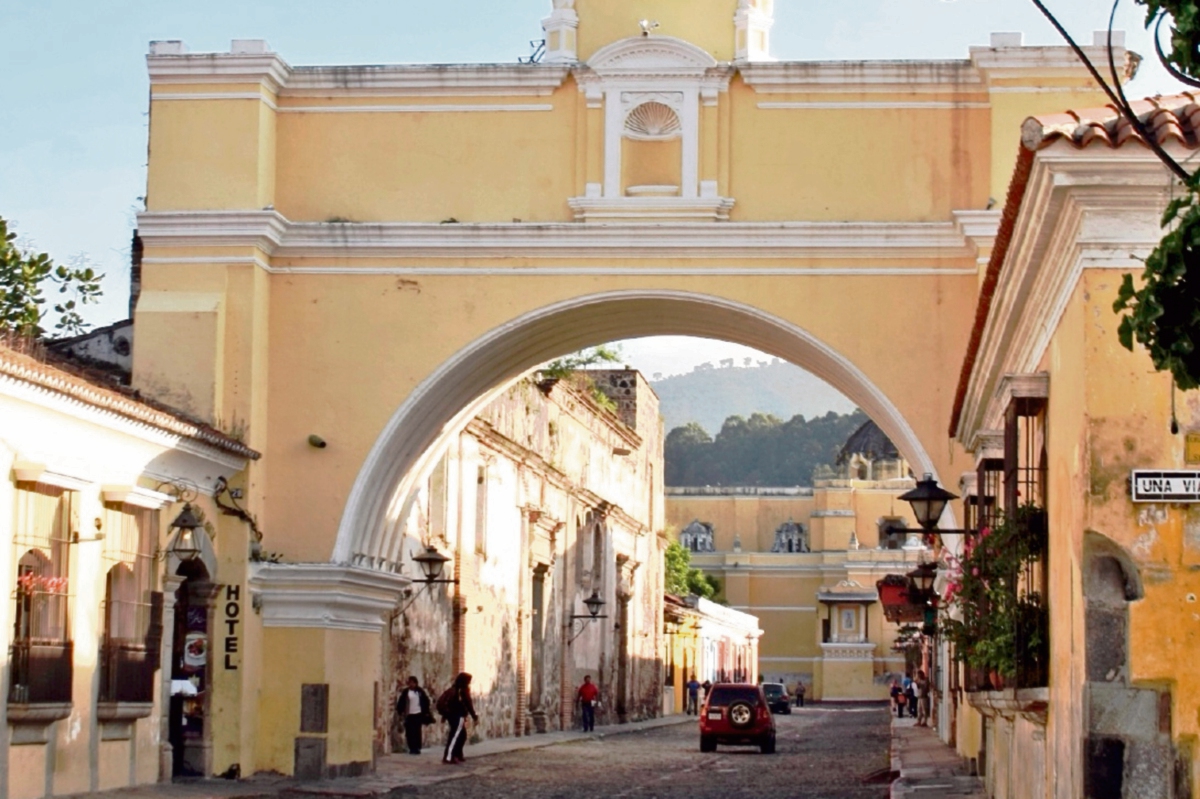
left=0, top=341, right=260, bottom=461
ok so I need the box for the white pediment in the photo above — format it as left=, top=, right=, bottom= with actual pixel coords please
left=587, top=35, right=718, bottom=77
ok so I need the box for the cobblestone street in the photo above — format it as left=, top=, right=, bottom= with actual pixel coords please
left=397, top=704, right=891, bottom=799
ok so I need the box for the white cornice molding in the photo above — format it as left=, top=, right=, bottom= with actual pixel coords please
left=739, top=60, right=983, bottom=94
left=587, top=35, right=717, bottom=75
left=147, top=52, right=291, bottom=95
left=952, top=209, right=1002, bottom=252
left=11, top=462, right=92, bottom=491
left=955, top=146, right=1170, bottom=445
left=136, top=211, right=981, bottom=261
left=250, top=563, right=411, bottom=633
left=101, top=485, right=176, bottom=510
left=969, top=42, right=1122, bottom=82
left=566, top=195, right=735, bottom=222
left=283, top=64, right=571, bottom=97
left=136, top=210, right=286, bottom=253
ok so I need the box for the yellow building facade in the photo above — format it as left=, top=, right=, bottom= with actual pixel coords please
left=665, top=425, right=926, bottom=701
left=124, top=0, right=1124, bottom=784
left=950, top=96, right=1200, bottom=799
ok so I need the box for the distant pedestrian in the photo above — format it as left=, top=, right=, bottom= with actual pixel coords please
left=577, top=675, right=600, bottom=732
left=685, top=675, right=701, bottom=715
left=396, top=676, right=432, bottom=755
left=794, top=681, right=806, bottom=708
left=915, top=670, right=930, bottom=727
left=438, top=673, right=478, bottom=764
left=905, top=677, right=917, bottom=718
left=890, top=680, right=904, bottom=717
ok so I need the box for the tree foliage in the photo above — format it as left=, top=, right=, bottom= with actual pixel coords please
left=539, top=345, right=623, bottom=412
left=0, top=216, right=103, bottom=339
left=663, top=540, right=720, bottom=599
left=664, top=409, right=868, bottom=486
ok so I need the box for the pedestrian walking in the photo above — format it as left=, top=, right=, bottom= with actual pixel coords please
left=438, top=672, right=478, bottom=764
left=905, top=676, right=918, bottom=718
left=889, top=679, right=904, bottom=718
left=915, top=670, right=931, bottom=727
left=396, top=676, right=433, bottom=755
left=794, top=681, right=806, bottom=708
left=685, top=675, right=701, bottom=715
left=577, top=675, right=600, bottom=731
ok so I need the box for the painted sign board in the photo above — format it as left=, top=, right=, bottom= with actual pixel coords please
left=1131, top=470, right=1200, bottom=502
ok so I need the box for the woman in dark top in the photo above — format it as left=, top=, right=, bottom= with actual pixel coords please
left=442, top=672, right=479, bottom=764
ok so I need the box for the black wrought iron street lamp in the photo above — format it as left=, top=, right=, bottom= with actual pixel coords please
left=412, top=545, right=455, bottom=584
left=567, top=589, right=608, bottom=643
left=898, top=474, right=959, bottom=532
left=163, top=504, right=203, bottom=562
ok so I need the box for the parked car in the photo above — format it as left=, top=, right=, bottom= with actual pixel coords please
left=699, top=683, right=776, bottom=754
left=761, top=682, right=791, bottom=714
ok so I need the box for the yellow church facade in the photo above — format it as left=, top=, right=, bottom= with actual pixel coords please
left=119, top=0, right=1129, bottom=787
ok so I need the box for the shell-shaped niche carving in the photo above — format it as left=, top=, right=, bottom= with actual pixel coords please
left=624, top=101, right=681, bottom=141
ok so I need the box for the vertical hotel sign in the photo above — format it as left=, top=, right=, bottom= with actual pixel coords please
left=1131, top=470, right=1200, bottom=502
left=223, top=584, right=241, bottom=669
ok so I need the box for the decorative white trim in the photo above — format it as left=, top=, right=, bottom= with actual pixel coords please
left=11, top=461, right=91, bottom=491
left=812, top=509, right=855, bottom=517
left=276, top=103, right=554, bottom=114
left=152, top=92, right=277, bottom=109
left=140, top=258, right=977, bottom=276
left=955, top=146, right=1170, bottom=443
left=820, top=642, right=877, bottom=660
left=250, top=563, right=411, bottom=633
left=541, top=1, right=578, bottom=64
left=734, top=0, right=775, bottom=64
left=137, top=211, right=983, bottom=261
left=101, top=485, right=176, bottom=510
left=758, top=101, right=989, bottom=110
left=739, top=60, right=983, bottom=94
left=332, top=289, right=956, bottom=567
left=969, top=42, right=1123, bottom=81
left=147, top=52, right=291, bottom=94
left=285, top=65, right=571, bottom=97
left=567, top=195, right=734, bottom=222
left=952, top=209, right=1002, bottom=253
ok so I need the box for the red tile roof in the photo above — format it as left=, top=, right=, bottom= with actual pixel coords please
left=950, top=94, right=1200, bottom=439
left=0, top=341, right=259, bottom=461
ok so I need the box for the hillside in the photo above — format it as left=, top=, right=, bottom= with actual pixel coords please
left=651, top=359, right=857, bottom=435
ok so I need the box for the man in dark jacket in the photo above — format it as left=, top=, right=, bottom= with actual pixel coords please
left=441, top=672, right=479, bottom=764
left=396, top=676, right=432, bottom=755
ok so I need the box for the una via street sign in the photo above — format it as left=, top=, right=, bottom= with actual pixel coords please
left=1131, top=470, right=1200, bottom=502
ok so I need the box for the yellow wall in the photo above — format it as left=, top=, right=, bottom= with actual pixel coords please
left=574, top=0, right=739, bottom=61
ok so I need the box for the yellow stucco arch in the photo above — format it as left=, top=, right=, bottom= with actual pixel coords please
left=334, top=289, right=951, bottom=569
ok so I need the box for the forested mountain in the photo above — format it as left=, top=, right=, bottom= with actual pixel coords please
left=664, top=409, right=869, bottom=487
left=650, top=359, right=857, bottom=434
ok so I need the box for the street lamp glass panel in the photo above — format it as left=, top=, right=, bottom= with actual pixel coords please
left=899, top=473, right=958, bottom=531
left=413, top=546, right=450, bottom=582
left=908, top=564, right=936, bottom=595
left=583, top=589, right=605, bottom=617
left=166, top=504, right=203, bottom=561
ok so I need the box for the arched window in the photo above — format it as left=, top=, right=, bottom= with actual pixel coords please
left=98, top=504, right=162, bottom=705
left=11, top=485, right=73, bottom=705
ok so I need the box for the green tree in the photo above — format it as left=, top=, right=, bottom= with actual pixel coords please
left=1031, top=1, right=1200, bottom=389
left=539, top=344, right=623, bottom=412
left=663, top=541, right=719, bottom=599
left=1, top=217, right=103, bottom=339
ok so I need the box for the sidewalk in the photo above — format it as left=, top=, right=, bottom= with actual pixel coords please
left=66, top=714, right=693, bottom=799
left=890, top=717, right=985, bottom=799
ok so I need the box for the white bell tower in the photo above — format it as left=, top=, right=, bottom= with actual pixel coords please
left=734, top=0, right=774, bottom=63
left=541, top=0, right=579, bottom=64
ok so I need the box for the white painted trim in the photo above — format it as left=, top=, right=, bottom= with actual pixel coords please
left=758, top=101, right=990, bottom=110
left=101, top=486, right=176, bottom=510
left=275, top=103, right=554, bottom=114
left=739, top=60, right=984, bottom=93
left=332, top=289, right=956, bottom=568
left=152, top=92, right=277, bottom=109
left=955, top=147, right=1173, bottom=443
left=250, top=562, right=411, bottom=633
left=11, top=462, right=92, bottom=491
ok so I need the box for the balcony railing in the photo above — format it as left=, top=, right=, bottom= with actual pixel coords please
left=9, top=640, right=73, bottom=704
left=98, top=640, right=158, bottom=704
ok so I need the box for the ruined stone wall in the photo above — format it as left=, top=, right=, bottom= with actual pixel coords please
left=381, top=374, right=664, bottom=749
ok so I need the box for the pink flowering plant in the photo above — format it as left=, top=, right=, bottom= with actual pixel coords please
left=16, top=573, right=68, bottom=596
left=940, top=504, right=1048, bottom=682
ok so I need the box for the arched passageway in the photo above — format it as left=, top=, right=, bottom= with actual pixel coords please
left=334, top=289, right=952, bottom=570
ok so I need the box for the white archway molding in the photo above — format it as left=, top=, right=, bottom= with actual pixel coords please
left=333, top=289, right=949, bottom=570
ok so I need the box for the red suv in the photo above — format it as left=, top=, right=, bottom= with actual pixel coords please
left=698, top=683, right=776, bottom=753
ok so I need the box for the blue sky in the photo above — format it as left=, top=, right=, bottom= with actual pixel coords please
left=0, top=0, right=1184, bottom=376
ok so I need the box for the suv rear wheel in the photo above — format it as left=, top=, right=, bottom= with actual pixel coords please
left=700, top=734, right=717, bottom=753
left=760, top=734, right=776, bottom=754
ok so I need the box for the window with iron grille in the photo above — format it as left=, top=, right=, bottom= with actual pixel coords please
left=98, top=505, right=163, bottom=704
left=11, top=485, right=74, bottom=705
left=1004, top=398, right=1049, bottom=689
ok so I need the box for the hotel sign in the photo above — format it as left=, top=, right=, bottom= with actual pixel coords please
left=1131, top=470, right=1200, bottom=502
